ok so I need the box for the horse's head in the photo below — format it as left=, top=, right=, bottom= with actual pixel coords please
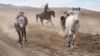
left=50, top=11, right=55, bottom=17
left=72, top=7, right=80, bottom=15
left=67, top=7, right=80, bottom=16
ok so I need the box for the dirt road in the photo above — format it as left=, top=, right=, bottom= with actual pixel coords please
left=0, top=31, right=27, bottom=56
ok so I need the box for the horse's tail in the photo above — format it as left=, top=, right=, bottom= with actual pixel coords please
left=36, top=14, right=39, bottom=22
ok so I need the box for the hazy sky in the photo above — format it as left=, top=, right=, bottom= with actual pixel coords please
left=0, top=0, right=100, bottom=11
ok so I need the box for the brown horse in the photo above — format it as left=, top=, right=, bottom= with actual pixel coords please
left=15, top=15, right=28, bottom=48
left=36, top=10, right=55, bottom=25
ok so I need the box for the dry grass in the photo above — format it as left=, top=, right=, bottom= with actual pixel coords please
left=22, top=24, right=100, bottom=56
left=0, top=8, right=100, bottom=56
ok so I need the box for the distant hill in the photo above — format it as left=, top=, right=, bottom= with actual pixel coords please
left=0, top=3, right=40, bottom=11
left=0, top=3, right=100, bottom=16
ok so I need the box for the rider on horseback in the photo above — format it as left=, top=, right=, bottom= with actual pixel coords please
left=43, top=3, right=50, bottom=17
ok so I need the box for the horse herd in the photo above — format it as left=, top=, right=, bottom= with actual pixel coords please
left=15, top=7, right=80, bottom=48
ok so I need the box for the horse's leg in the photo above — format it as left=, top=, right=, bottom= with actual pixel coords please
left=61, top=24, right=64, bottom=31
left=49, top=19, right=54, bottom=25
left=64, top=25, right=66, bottom=31
left=62, top=25, right=66, bottom=31
left=41, top=18, right=44, bottom=25
left=20, top=30, right=24, bottom=48
left=46, top=20, right=49, bottom=24
left=68, top=30, right=73, bottom=47
left=68, top=34, right=72, bottom=47
left=15, top=24, right=22, bottom=43
left=22, top=28, right=25, bottom=42
left=20, top=27, right=27, bottom=48
left=36, top=15, right=38, bottom=22
left=16, top=30, right=22, bottom=43
left=24, top=27, right=27, bottom=42
left=72, top=33, right=76, bottom=46
left=16, top=29, right=23, bottom=48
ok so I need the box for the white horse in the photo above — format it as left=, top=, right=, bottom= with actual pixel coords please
left=65, top=7, right=80, bottom=48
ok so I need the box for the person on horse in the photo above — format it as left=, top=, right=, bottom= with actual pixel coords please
left=43, top=3, right=50, bottom=18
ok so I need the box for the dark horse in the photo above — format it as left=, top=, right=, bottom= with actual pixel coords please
left=60, top=12, right=69, bottom=31
left=15, top=16, right=28, bottom=48
left=36, top=10, right=55, bottom=25
left=60, top=16, right=66, bottom=31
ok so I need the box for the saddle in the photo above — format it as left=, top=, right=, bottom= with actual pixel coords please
left=42, top=10, right=50, bottom=18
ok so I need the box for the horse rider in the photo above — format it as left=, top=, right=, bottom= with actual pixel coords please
left=43, top=3, right=50, bottom=17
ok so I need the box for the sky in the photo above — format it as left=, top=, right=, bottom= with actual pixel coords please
left=0, top=0, right=100, bottom=11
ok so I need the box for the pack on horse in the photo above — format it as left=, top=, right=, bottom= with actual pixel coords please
left=36, top=3, right=55, bottom=25
left=15, top=12, right=28, bottom=48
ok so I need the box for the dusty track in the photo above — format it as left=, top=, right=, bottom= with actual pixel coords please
left=0, top=31, right=27, bottom=56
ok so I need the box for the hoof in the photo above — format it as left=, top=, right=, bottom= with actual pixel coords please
left=68, top=45, right=71, bottom=48
left=25, top=40, right=27, bottom=42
